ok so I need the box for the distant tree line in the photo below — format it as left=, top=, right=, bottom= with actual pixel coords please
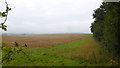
left=91, top=2, right=120, bottom=60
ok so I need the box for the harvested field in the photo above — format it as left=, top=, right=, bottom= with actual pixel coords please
left=2, top=34, right=90, bottom=47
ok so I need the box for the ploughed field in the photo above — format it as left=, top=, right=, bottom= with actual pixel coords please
left=2, top=34, right=89, bottom=47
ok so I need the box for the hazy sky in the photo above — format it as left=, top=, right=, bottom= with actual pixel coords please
left=1, top=0, right=102, bottom=34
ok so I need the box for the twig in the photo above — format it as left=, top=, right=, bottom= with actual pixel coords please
left=2, top=0, right=9, bottom=25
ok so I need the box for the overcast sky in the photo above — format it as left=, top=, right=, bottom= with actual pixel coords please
left=1, top=0, right=102, bottom=34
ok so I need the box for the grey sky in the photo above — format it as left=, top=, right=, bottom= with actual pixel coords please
left=1, top=0, right=102, bottom=34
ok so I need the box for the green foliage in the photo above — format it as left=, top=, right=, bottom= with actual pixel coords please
left=0, top=12, right=7, bottom=17
left=91, top=3, right=106, bottom=42
left=0, top=23, right=7, bottom=31
left=0, top=0, right=11, bottom=31
left=91, top=2, right=120, bottom=60
left=2, top=43, right=27, bottom=63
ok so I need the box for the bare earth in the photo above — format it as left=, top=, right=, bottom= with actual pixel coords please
left=2, top=33, right=90, bottom=47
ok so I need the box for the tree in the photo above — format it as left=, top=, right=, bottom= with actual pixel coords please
left=91, top=2, right=120, bottom=60
left=0, top=0, right=11, bottom=31
left=91, top=2, right=106, bottom=42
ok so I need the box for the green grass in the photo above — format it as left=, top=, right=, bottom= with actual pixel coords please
left=3, top=35, right=114, bottom=66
